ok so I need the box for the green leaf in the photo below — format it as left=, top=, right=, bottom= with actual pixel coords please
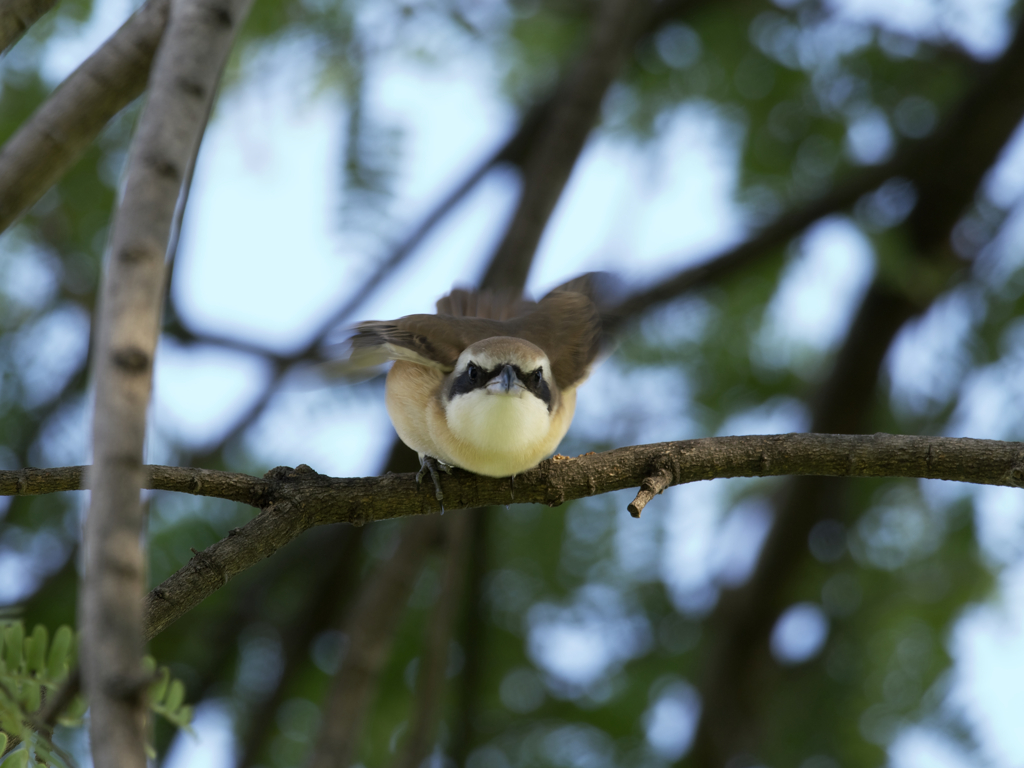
left=164, top=679, right=185, bottom=714
left=149, top=666, right=170, bottom=705
left=175, top=704, right=194, bottom=726
left=3, top=624, right=23, bottom=673
left=20, top=683, right=40, bottom=714
left=2, top=747, right=29, bottom=768
left=26, top=625, right=46, bottom=675
left=45, top=626, right=72, bottom=681
left=60, top=694, right=88, bottom=724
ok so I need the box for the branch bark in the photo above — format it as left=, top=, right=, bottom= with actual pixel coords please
left=79, top=0, right=252, bottom=763
left=0, top=0, right=169, bottom=234
left=0, top=0, right=58, bottom=53
left=2, top=433, right=1020, bottom=643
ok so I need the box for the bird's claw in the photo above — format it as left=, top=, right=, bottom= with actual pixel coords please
left=416, top=455, right=451, bottom=506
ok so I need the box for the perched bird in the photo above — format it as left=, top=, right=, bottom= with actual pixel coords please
left=346, top=275, right=608, bottom=499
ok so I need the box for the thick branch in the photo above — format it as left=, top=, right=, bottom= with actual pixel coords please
left=80, top=0, right=253, bottom=764
left=0, top=0, right=57, bottom=53
left=0, top=0, right=169, bottom=234
left=480, top=0, right=649, bottom=289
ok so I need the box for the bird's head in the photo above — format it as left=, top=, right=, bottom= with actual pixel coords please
left=447, top=337, right=553, bottom=407
left=442, top=337, right=557, bottom=454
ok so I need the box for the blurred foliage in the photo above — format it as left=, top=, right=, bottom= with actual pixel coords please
left=0, top=620, right=192, bottom=765
left=3, top=0, right=1024, bottom=767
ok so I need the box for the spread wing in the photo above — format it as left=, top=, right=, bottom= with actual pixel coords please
left=347, top=273, right=608, bottom=385
left=347, top=316, right=510, bottom=372
left=505, top=286, right=605, bottom=390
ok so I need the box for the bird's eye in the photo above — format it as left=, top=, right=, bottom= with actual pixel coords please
left=531, top=368, right=543, bottom=385
left=467, top=363, right=480, bottom=383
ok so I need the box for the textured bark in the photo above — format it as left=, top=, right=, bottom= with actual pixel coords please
left=0, top=0, right=57, bottom=53
left=79, top=0, right=252, bottom=763
left=6, top=434, right=1021, bottom=510
left=1, top=433, right=1019, bottom=643
left=0, top=0, right=169, bottom=234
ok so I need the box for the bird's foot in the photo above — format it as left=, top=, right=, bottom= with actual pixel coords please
left=416, top=455, right=452, bottom=505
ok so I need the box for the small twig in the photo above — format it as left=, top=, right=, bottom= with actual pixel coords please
left=627, top=466, right=674, bottom=518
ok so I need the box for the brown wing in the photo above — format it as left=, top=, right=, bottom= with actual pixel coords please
left=349, top=315, right=511, bottom=371
left=435, top=287, right=536, bottom=320
left=505, top=286, right=605, bottom=390
left=350, top=273, right=608, bottom=383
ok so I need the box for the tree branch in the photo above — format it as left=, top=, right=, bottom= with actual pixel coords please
left=480, top=0, right=649, bottom=289
left=0, top=0, right=169, bottom=234
left=0, top=0, right=58, bottom=54
left=607, top=159, right=905, bottom=328
left=2, top=434, right=1020, bottom=643
left=80, top=0, right=253, bottom=763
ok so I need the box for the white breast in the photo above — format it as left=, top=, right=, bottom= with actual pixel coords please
left=442, top=389, right=557, bottom=477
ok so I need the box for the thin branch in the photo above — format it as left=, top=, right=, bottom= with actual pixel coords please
left=0, top=0, right=58, bottom=54
left=0, top=0, right=169, bottom=234
left=80, top=0, right=253, bottom=763
left=307, top=516, right=444, bottom=768
left=11, top=439, right=1024, bottom=525
left=1, top=434, right=1019, bottom=643
left=606, top=158, right=906, bottom=329
left=33, top=668, right=81, bottom=733
left=612, top=18, right=1024, bottom=329
left=4, top=433, right=1022, bottom=513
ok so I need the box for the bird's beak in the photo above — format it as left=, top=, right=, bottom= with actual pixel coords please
left=486, top=364, right=521, bottom=395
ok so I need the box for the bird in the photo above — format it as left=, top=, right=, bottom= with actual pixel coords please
left=344, top=274, right=608, bottom=501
